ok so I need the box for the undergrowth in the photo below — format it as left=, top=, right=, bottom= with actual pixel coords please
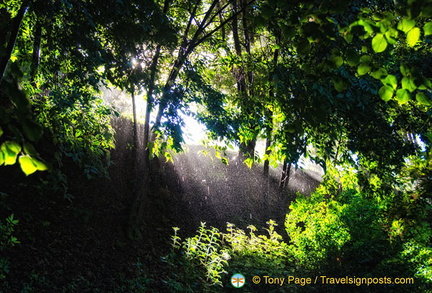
left=162, top=165, right=432, bottom=293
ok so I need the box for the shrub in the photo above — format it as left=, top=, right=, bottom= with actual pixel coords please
left=285, top=165, right=432, bottom=292
left=162, top=224, right=228, bottom=292
left=163, top=164, right=431, bottom=292
left=163, top=221, right=293, bottom=292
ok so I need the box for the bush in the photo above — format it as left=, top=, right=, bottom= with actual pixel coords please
left=285, top=165, right=432, bottom=292
left=162, top=224, right=228, bottom=292
left=163, top=164, right=431, bottom=292
left=163, top=221, right=293, bottom=292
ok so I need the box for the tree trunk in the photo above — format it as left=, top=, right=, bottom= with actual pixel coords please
left=30, top=21, right=42, bottom=84
left=263, top=32, right=280, bottom=176
left=279, top=160, right=291, bottom=191
left=232, top=0, right=257, bottom=160
left=0, top=5, right=27, bottom=84
left=263, top=123, right=272, bottom=176
left=132, top=91, right=138, bottom=150
left=126, top=0, right=170, bottom=240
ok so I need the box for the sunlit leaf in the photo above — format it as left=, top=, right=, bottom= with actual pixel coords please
left=1, top=141, right=21, bottom=165
left=357, top=63, right=371, bottom=76
left=382, top=75, right=398, bottom=89
left=244, top=157, right=253, bottom=168
left=18, top=155, right=38, bottom=176
left=371, top=68, right=388, bottom=79
left=330, top=55, right=343, bottom=68
left=357, top=19, right=374, bottom=36
left=424, top=22, right=432, bottom=36
left=400, top=64, right=410, bottom=77
left=416, top=92, right=431, bottom=105
left=396, top=89, right=411, bottom=104
left=385, top=27, right=399, bottom=40
left=33, top=158, right=48, bottom=171
left=397, top=18, right=415, bottom=33
left=372, top=33, right=388, bottom=53
left=406, top=27, right=420, bottom=47
left=360, top=55, right=372, bottom=63
left=164, top=152, right=173, bottom=163
left=401, top=77, right=417, bottom=92
left=379, top=85, right=394, bottom=101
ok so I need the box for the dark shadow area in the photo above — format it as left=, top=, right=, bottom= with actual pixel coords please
left=0, top=117, right=322, bottom=291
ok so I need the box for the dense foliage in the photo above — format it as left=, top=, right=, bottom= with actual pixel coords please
left=165, top=165, right=431, bottom=292
left=0, top=0, right=431, bottom=291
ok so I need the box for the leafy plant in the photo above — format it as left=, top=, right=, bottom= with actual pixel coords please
left=163, top=221, right=293, bottom=292
left=285, top=165, right=432, bottom=292
left=162, top=224, right=228, bottom=292
left=0, top=214, right=20, bottom=280
left=32, top=92, right=114, bottom=179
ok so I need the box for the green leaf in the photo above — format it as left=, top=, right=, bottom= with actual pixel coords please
left=416, top=92, right=431, bottom=105
left=18, top=155, right=38, bottom=176
left=360, top=55, right=372, bottom=63
left=418, top=78, right=432, bottom=90
left=330, top=55, right=343, bottom=68
left=401, top=77, right=417, bottom=92
left=1, top=141, right=21, bottom=165
left=23, top=142, right=38, bottom=156
left=346, top=49, right=360, bottom=66
left=0, top=126, right=3, bottom=137
left=424, top=22, right=432, bottom=36
left=382, top=74, right=398, bottom=89
left=215, top=151, right=221, bottom=159
left=379, top=85, right=394, bottom=101
left=33, top=158, right=48, bottom=171
left=371, top=68, right=388, bottom=79
left=372, top=33, right=388, bottom=53
left=406, top=27, right=420, bottom=47
left=357, top=63, right=371, bottom=76
left=333, top=78, right=348, bottom=92
left=397, top=19, right=415, bottom=33
left=244, top=157, right=253, bottom=168
left=396, top=89, right=411, bottom=104
left=400, top=64, right=410, bottom=77
left=385, top=28, right=399, bottom=45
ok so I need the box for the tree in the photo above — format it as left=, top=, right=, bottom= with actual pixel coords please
left=127, top=0, right=257, bottom=239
